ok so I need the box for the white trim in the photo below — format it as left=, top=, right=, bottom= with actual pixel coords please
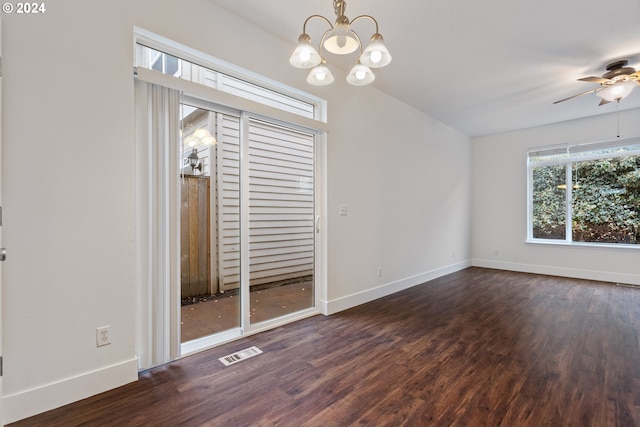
left=472, top=258, right=640, bottom=286
left=565, top=163, right=573, bottom=240
left=169, top=96, right=182, bottom=361
left=315, top=133, right=328, bottom=316
left=179, top=307, right=320, bottom=358
left=569, top=136, right=640, bottom=153
left=240, top=112, right=252, bottom=332
left=527, top=136, right=640, bottom=167
left=181, top=328, right=244, bottom=357
left=247, top=307, right=320, bottom=335
left=323, top=261, right=472, bottom=315
left=0, top=16, right=4, bottom=427
left=526, top=155, right=533, bottom=242
left=3, top=358, right=138, bottom=425
left=524, top=239, right=640, bottom=251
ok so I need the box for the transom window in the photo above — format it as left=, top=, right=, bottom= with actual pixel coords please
left=148, top=48, right=180, bottom=77
left=135, top=43, right=319, bottom=120
left=528, top=138, right=640, bottom=246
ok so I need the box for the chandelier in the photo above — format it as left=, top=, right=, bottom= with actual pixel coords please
left=289, top=0, right=392, bottom=86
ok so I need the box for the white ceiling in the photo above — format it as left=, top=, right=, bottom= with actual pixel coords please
left=212, top=0, right=640, bottom=137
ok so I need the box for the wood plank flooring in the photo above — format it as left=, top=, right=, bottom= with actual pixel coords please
left=10, top=268, right=640, bottom=426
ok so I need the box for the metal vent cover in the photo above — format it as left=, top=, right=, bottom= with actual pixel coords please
left=219, top=346, right=263, bottom=366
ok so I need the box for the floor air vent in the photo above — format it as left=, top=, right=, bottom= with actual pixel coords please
left=219, top=346, right=263, bottom=366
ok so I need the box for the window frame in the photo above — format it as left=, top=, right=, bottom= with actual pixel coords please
left=527, top=137, right=640, bottom=249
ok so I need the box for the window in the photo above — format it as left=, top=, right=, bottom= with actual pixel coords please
left=135, top=43, right=318, bottom=120
left=148, top=49, right=180, bottom=76
left=528, top=138, right=640, bottom=245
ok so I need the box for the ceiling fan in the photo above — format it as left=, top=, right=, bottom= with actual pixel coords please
left=554, top=60, right=640, bottom=106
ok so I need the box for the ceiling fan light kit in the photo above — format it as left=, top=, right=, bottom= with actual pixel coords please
left=554, top=60, right=640, bottom=105
left=289, top=0, right=392, bottom=86
left=597, top=80, right=637, bottom=103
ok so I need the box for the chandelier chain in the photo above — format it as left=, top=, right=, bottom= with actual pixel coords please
left=334, top=0, right=346, bottom=17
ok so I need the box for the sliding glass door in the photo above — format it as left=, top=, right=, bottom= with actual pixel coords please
left=134, top=40, right=326, bottom=368
left=179, top=103, right=242, bottom=343
left=248, top=119, right=315, bottom=325
left=179, top=101, right=316, bottom=348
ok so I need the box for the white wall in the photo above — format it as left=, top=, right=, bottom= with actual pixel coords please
left=1, top=0, right=471, bottom=422
left=472, top=107, right=640, bottom=285
left=325, top=90, right=471, bottom=312
left=2, top=2, right=138, bottom=423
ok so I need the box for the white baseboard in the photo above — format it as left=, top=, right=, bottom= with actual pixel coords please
left=472, top=258, right=640, bottom=286
left=3, top=357, right=139, bottom=425
left=324, top=260, right=472, bottom=315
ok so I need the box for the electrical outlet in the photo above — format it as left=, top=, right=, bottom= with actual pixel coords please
left=96, top=326, right=111, bottom=347
left=378, top=267, right=382, bottom=277
left=339, top=204, right=348, bottom=216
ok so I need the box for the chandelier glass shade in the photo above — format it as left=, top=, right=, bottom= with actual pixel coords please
left=323, top=20, right=360, bottom=55
left=360, top=34, right=392, bottom=68
left=346, top=61, right=375, bottom=86
left=289, top=0, right=391, bottom=86
left=307, top=60, right=335, bottom=86
left=289, top=34, right=322, bottom=68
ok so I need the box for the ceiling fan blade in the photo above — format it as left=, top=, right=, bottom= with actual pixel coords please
left=553, top=88, right=598, bottom=104
left=598, top=98, right=612, bottom=106
left=578, top=76, right=611, bottom=84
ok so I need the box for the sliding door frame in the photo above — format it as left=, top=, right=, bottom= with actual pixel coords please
left=136, top=68, right=327, bottom=364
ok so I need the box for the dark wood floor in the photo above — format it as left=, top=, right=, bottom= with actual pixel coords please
left=11, top=268, right=640, bottom=426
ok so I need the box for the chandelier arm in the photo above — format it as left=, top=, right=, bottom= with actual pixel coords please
left=350, top=15, right=380, bottom=34
left=318, top=29, right=333, bottom=55
left=302, top=14, right=334, bottom=34
left=351, top=31, right=363, bottom=54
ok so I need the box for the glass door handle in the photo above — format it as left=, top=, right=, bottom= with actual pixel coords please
left=0, top=248, right=6, bottom=261
left=315, top=216, right=320, bottom=234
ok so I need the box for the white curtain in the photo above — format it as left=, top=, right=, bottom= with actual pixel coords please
left=135, top=79, right=181, bottom=370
